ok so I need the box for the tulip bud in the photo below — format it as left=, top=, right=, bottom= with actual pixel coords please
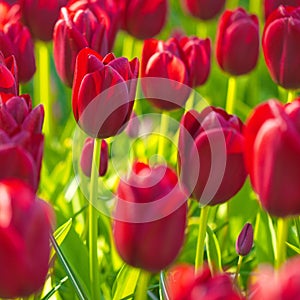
left=262, top=5, right=300, bottom=89
left=216, top=7, right=259, bottom=76
left=80, top=138, right=108, bottom=177
left=264, top=0, right=300, bottom=20
left=178, top=107, right=247, bottom=205
left=0, top=179, right=53, bottom=298
left=181, top=0, right=226, bottom=20
left=72, top=48, right=139, bottom=139
left=236, top=223, right=253, bottom=256
left=244, top=99, right=300, bottom=217
left=113, top=162, right=187, bottom=273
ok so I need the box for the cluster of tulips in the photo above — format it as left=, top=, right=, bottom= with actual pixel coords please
left=1, top=0, right=300, bottom=299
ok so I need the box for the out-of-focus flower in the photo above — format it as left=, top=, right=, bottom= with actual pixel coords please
left=216, top=7, right=259, bottom=76
left=264, top=0, right=300, bottom=20
left=0, top=179, right=53, bottom=298
left=262, top=5, right=300, bottom=89
left=236, top=223, right=254, bottom=256
left=244, top=99, right=300, bottom=217
left=113, top=162, right=187, bottom=273
left=72, top=48, right=139, bottom=139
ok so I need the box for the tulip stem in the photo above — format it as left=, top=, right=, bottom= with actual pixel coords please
left=135, top=270, right=151, bottom=300
left=35, top=41, right=52, bottom=136
left=89, top=138, right=101, bottom=299
left=287, top=90, right=297, bottom=103
left=122, top=34, right=134, bottom=59
left=234, top=255, right=243, bottom=285
left=276, top=217, right=289, bottom=269
left=157, top=112, right=169, bottom=160
left=195, top=205, right=210, bottom=272
left=225, top=76, right=237, bottom=115
left=185, top=89, right=196, bottom=111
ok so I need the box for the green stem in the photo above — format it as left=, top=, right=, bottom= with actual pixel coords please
left=185, top=89, right=196, bottom=111
left=225, top=76, right=237, bottom=115
left=276, top=217, right=289, bottom=269
left=195, top=205, right=210, bottom=271
left=135, top=270, right=151, bottom=300
left=122, top=34, right=134, bottom=59
left=89, top=138, right=101, bottom=299
left=226, top=0, right=239, bottom=9
left=197, top=20, right=208, bottom=38
left=234, top=255, right=243, bottom=285
left=157, top=112, right=169, bottom=159
left=287, top=90, right=297, bottom=103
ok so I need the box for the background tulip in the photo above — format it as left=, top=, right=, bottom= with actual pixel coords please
left=178, top=107, right=247, bottom=205
left=72, top=48, right=139, bottom=139
left=262, top=5, right=300, bottom=90
left=244, top=99, right=300, bottom=217
left=113, top=162, right=187, bottom=273
left=0, top=179, right=53, bottom=298
left=264, top=0, right=300, bottom=20
left=181, top=0, right=226, bottom=20
left=216, top=7, right=259, bottom=76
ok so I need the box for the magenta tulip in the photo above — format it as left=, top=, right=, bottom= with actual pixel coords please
left=236, top=223, right=253, bottom=256
left=216, top=7, right=259, bottom=76
left=264, top=0, right=300, bottom=20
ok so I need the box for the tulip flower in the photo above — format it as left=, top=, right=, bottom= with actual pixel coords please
left=113, top=162, right=187, bottom=273
left=80, top=138, right=108, bottom=177
left=72, top=48, right=139, bottom=139
left=117, top=0, right=168, bottom=39
left=19, top=0, right=68, bottom=41
left=264, top=0, right=300, bottom=20
left=178, top=107, right=247, bottom=205
left=236, top=223, right=253, bottom=256
left=53, top=0, right=119, bottom=87
left=181, top=0, right=226, bottom=20
left=216, top=7, right=259, bottom=76
left=244, top=99, right=300, bottom=217
left=262, top=5, right=300, bottom=90
left=0, top=179, right=53, bottom=298
left=166, top=264, right=244, bottom=300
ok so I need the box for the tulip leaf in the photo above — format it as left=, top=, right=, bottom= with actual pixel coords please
left=112, top=264, right=140, bottom=300
left=206, top=225, right=222, bottom=274
left=41, top=276, right=68, bottom=300
left=286, top=242, right=300, bottom=255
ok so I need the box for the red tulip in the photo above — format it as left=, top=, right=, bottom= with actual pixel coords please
left=262, top=5, right=300, bottom=89
left=216, top=8, right=259, bottom=76
left=181, top=0, right=226, bottom=20
left=72, top=48, right=139, bottom=139
left=264, top=0, right=300, bottom=20
left=80, top=137, right=108, bottom=177
left=53, top=0, right=120, bottom=87
left=117, top=0, right=168, bottom=39
left=178, top=107, right=247, bottom=205
left=0, top=179, right=53, bottom=298
left=19, top=0, right=68, bottom=41
left=166, top=264, right=244, bottom=300
left=244, top=99, right=300, bottom=217
left=113, top=162, right=187, bottom=273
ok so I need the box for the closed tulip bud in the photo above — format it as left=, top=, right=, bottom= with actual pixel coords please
left=80, top=138, right=108, bottom=177
left=244, top=99, right=300, bottom=217
left=216, top=8, right=259, bottom=76
left=263, top=5, right=300, bottom=89
left=181, top=0, right=226, bottom=20
left=118, top=0, right=168, bottom=39
left=179, top=36, right=211, bottom=87
left=0, top=179, right=53, bottom=298
left=178, top=107, right=247, bottom=205
left=72, top=48, right=139, bottom=139
left=20, top=0, right=68, bottom=41
left=264, top=0, right=300, bottom=20
left=236, top=223, right=253, bottom=256
left=113, top=162, right=187, bottom=273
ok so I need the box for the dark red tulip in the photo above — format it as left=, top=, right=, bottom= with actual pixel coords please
left=166, top=264, right=244, bottom=300
left=216, top=7, right=259, bottom=76
left=53, top=0, right=120, bottom=87
left=262, top=5, right=300, bottom=89
left=19, top=0, right=68, bottom=41
left=178, top=107, right=247, bottom=205
left=72, top=48, right=139, bottom=139
left=0, top=179, right=53, bottom=298
left=181, top=0, right=226, bottom=20
left=117, top=0, right=168, bottom=39
left=236, top=223, right=253, bottom=256
left=264, top=0, right=300, bottom=20
left=113, top=162, right=187, bottom=273
left=244, top=99, right=300, bottom=217
left=80, top=137, right=108, bottom=177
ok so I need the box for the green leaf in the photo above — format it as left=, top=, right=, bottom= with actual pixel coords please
left=286, top=242, right=300, bottom=255
left=112, top=264, right=140, bottom=300
left=206, top=225, right=222, bottom=274
left=41, top=276, right=68, bottom=300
